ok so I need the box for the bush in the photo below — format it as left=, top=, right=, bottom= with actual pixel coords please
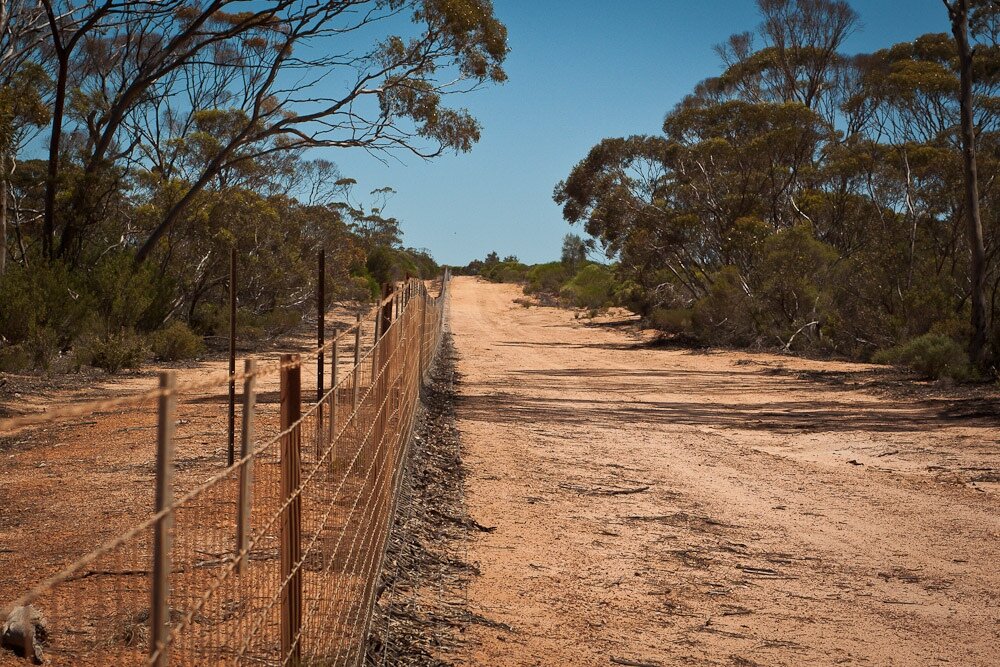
left=0, top=344, right=33, bottom=372
left=525, top=262, right=570, bottom=295
left=148, top=321, right=205, bottom=361
left=481, top=260, right=528, bottom=283
left=648, top=307, right=693, bottom=334
left=873, top=334, right=974, bottom=381
left=559, top=264, right=615, bottom=309
left=0, top=262, right=92, bottom=354
left=691, top=266, right=757, bottom=346
left=77, top=330, right=149, bottom=373
left=340, top=275, right=376, bottom=302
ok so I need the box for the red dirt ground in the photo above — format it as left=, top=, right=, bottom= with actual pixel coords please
left=449, top=277, right=1000, bottom=667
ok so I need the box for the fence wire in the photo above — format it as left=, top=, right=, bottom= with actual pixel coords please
left=0, top=274, right=449, bottom=666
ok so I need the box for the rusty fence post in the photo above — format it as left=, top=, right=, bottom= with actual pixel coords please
left=228, top=247, right=237, bottom=466
left=151, top=371, right=176, bottom=667
left=236, top=358, right=256, bottom=575
left=280, top=354, right=302, bottom=664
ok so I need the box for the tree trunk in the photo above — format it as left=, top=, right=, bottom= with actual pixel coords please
left=948, top=0, right=989, bottom=366
left=0, top=153, right=7, bottom=277
left=42, top=55, right=68, bottom=262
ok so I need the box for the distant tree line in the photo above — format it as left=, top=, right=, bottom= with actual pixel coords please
left=0, top=1, right=507, bottom=372
left=454, top=234, right=620, bottom=311
left=554, top=0, right=1000, bottom=380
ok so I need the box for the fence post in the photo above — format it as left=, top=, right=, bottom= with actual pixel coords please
left=327, top=327, right=338, bottom=446
left=236, top=358, right=256, bottom=575
left=228, top=246, right=237, bottom=466
left=419, top=286, right=427, bottom=378
left=372, top=298, right=382, bottom=380
left=151, top=371, right=176, bottom=667
left=279, top=354, right=302, bottom=664
left=353, top=313, right=361, bottom=409
left=383, top=282, right=393, bottom=328
left=316, top=250, right=325, bottom=458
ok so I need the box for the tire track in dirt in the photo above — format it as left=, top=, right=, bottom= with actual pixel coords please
left=449, top=277, right=1000, bottom=667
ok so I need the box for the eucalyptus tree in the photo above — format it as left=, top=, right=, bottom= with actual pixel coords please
left=944, top=0, right=989, bottom=363
left=0, top=0, right=47, bottom=275
left=27, top=0, right=506, bottom=266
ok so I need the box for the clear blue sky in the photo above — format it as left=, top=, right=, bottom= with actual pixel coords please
left=327, top=0, right=947, bottom=266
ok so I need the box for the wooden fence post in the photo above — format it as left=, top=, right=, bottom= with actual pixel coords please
left=150, top=371, right=176, bottom=667
left=327, top=327, right=338, bottom=446
left=380, top=282, right=393, bottom=333
left=280, top=354, right=302, bottom=664
left=372, top=297, right=382, bottom=380
left=419, top=286, right=427, bottom=378
left=236, top=358, right=256, bottom=575
left=228, top=247, right=237, bottom=466
left=353, top=313, right=362, bottom=409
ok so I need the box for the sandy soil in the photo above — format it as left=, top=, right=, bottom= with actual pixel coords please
left=449, top=277, right=1000, bottom=667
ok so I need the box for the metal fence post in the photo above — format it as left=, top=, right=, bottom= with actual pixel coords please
left=228, top=247, right=237, bottom=466
left=279, top=354, right=302, bottom=664
left=151, top=371, right=176, bottom=667
left=236, top=358, right=256, bottom=575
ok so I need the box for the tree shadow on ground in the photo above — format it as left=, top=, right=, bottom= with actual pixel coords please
left=455, top=365, right=1000, bottom=434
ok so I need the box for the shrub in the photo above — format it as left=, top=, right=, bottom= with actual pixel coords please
left=87, top=251, right=160, bottom=330
left=148, top=321, right=205, bottom=361
left=873, top=334, right=974, bottom=381
left=77, top=330, right=149, bottom=373
left=339, top=275, right=376, bottom=302
left=0, top=344, right=32, bottom=372
left=481, top=261, right=528, bottom=283
left=0, top=262, right=92, bottom=352
left=691, top=266, right=757, bottom=346
left=559, top=264, right=615, bottom=309
left=752, top=223, right=836, bottom=348
left=648, top=307, right=693, bottom=334
left=525, top=262, right=570, bottom=295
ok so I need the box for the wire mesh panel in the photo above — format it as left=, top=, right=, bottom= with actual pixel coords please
left=0, top=274, right=449, bottom=666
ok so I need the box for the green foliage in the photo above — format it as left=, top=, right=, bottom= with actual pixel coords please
left=0, top=263, right=92, bottom=368
left=559, top=264, right=615, bottom=309
left=752, top=224, right=837, bottom=348
left=77, top=330, right=149, bottom=374
left=192, top=304, right=302, bottom=345
left=561, top=234, right=588, bottom=269
left=525, top=262, right=571, bottom=295
left=481, top=260, right=528, bottom=283
left=87, top=251, right=161, bottom=331
left=365, top=245, right=440, bottom=286
left=873, top=334, right=974, bottom=381
left=551, top=0, right=1000, bottom=374
left=691, top=267, right=757, bottom=347
left=148, top=321, right=205, bottom=361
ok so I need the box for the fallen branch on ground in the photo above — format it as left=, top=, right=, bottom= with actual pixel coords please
left=610, top=657, right=662, bottom=667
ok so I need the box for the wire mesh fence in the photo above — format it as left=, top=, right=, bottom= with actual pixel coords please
left=0, top=272, right=449, bottom=666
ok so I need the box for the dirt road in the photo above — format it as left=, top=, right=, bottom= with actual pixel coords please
left=449, top=277, right=1000, bottom=667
